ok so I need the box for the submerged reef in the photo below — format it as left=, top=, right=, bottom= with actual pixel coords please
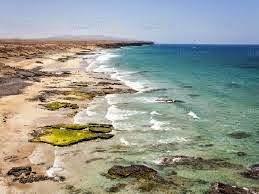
left=156, top=155, right=243, bottom=170
left=6, top=166, right=64, bottom=184
left=242, top=164, right=259, bottom=180
left=227, top=131, right=251, bottom=139
left=208, top=182, right=258, bottom=194
left=105, top=164, right=201, bottom=193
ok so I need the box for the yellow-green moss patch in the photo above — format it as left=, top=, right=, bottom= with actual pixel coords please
left=30, top=123, right=114, bottom=146
left=43, top=101, right=79, bottom=111
left=31, top=128, right=98, bottom=146
left=64, top=91, right=95, bottom=101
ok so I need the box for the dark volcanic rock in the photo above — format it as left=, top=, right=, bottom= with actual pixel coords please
left=188, top=94, right=200, bottom=98
left=106, top=165, right=203, bottom=193
left=64, top=184, right=91, bottom=194
left=87, top=123, right=114, bottom=133
left=97, top=133, right=114, bottom=139
left=228, top=131, right=251, bottom=139
left=98, top=41, right=154, bottom=49
left=108, top=165, right=157, bottom=178
left=7, top=166, right=32, bottom=177
left=0, top=63, right=66, bottom=98
left=208, top=182, right=258, bottom=194
left=242, top=164, right=259, bottom=180
left=14, top=175, right=51, bottom=184
left=155, top=98, right=185, bottom=104
left=35, top=61, right=43, bottom=64
left=106, top=183, right=127, bottom=193
left=143, top=88, right=168, bottom=93
left=107, top=165, right=165, bottom=183
left=6, top=166, right=59, bottom=184
left=96, top=81, right=123, bottom=86
left=236, top=152, right=247, bottom=157
left=157, top=155, right=243, bottom=170
left=199, top=144, right=214, bottom=147
left=183, top=85, right=193, bottom=89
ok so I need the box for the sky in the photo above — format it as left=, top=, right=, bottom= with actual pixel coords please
left=0, top=0, right=259, bottom=44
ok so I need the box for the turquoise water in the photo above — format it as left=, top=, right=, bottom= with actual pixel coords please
left=77, top=44, right=259, bottom=192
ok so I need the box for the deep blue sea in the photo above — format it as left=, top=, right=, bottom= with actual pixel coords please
left=75, top=44, right=259, bottom=192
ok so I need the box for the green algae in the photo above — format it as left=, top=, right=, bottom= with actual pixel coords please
left=43, top=101, right=79, bottom=111
left=63, top=96, right=79, bottom=101
left=64, top=90, right=95, bottom=101
left=30, top=123, right=114, bottom=146
left=32, top=127, right=98, bottom=146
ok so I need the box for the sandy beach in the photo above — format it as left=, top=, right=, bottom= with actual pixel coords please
left=1, top=40, right=258, bottom=194
left=0, top=40, right=148, bottom=193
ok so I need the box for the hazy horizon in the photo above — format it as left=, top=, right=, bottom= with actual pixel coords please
left=1, top=0, right=259, bottom=44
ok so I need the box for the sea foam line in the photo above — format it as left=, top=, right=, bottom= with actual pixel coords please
left=105, top=105, right=146, bottom=122
left=149, top=117, right=169, bottom=130
left=88, top=50, right=119, bottom=71
left=187, top=111, right=200, bottom=119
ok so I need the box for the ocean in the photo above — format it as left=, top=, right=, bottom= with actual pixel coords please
left=74, top=44, right=259, bottom=192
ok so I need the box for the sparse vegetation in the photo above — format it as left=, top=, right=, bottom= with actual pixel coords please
left=43, top=101, right=79, bottom=111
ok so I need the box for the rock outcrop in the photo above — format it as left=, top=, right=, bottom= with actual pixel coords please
left=156, top=155, right=243, bottom=170
left=208, top=182, right=258, bottom=194
left=242, top=164, right=259, bottom=180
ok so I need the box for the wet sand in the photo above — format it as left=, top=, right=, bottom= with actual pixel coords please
left=1, top=40, right=257, bottom=194
left=0, top=40, right=142, bottom=193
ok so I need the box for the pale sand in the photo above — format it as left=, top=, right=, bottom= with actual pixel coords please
left=0, top=51, right=79, bottom=193
left=0, top=46, right=133, bottom=193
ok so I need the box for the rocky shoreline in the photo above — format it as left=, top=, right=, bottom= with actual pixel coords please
left=0, top=40, right=258, bottom=194
left=0, top=40, right=144, bottom=193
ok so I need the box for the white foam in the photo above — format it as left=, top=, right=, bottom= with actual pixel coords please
left=94, top=65, right=116, bottom=73
left=154, top=156, right=184, bottom=165
left=123, top=79, right=148, bottom=92
left=28, top=146, right=47, bottom=165
left=106, top=105, right=146, bottom=122
left=187, top=111, right=200, bottom=120
left=150, top=111, right=162, bottom=115
left=46, top=150, right=64, bottom=178
left=136, top=96, right=157, bottom=103
left=157, top=136, right=188, bottom=144
left=74, top=97, right=110, bottom=124
left=105, top=94, right=120, bottom=105
left=88, top=49, right=153, bottom=93
left=75, top=105, right=98, bottom=122
left=74, top=109, right=88, bottom=123
left=86, top=109, right=97, bottom=117
left=149, top=117, right=169, bottom=130
left=110, top=71, right=148, bottom=92
left=91, top=52, right=151, bottom=92
left=96, top=52, right=119, bottom=63
left=120, top=137, right=130, bottom=146
left=88, top=51, right=119, bottom=71
left=85, top=53, right=101, bottom=71
left=175, top=137, right=188, bottom=142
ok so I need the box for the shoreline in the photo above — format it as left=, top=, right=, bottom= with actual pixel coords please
left=1, top=41, right=259, bottom=194
left=0, top=40, right=143, bottom=193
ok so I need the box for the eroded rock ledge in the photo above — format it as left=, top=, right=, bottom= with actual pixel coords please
left=6, top=166, right=65, bottom=184
left=208, top=182, right=258, bottom=194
